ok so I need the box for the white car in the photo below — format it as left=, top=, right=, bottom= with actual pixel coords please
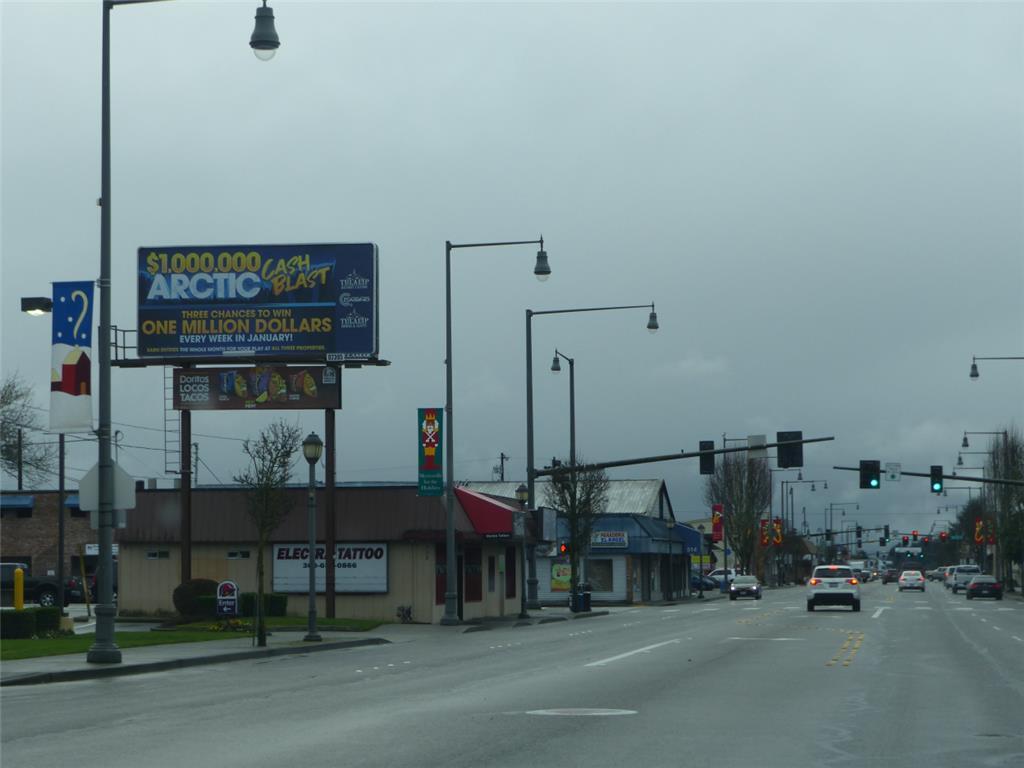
left=897, top=570, right=925, bottom=591
left=707, top=568, right=738, bottom=585
left=806, top=564, right=861, bottom=612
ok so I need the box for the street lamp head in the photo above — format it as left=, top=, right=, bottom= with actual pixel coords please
left=823, top=481, right=828, bottom=490
left=962, top=435, right=969, bottom=448
left=810, top=483, right=815, bottom=492
left=20, top=296, right=53, bottom=316
left=550, top=353, right=561, bottom=373
left=797, top=471, right=803, bottom=481
left=515, top=483, right=528, bottom=505
left=250, top=0, right=281, bottom=61
left=302, top=432, right=323, bottom=464
left=969, top=359, right=979, bottom=380
left=533, top=244, right=551, bottom=282
left=957, top=454, right=963, bottom=467
left=646, top=305, right=659, bottom=333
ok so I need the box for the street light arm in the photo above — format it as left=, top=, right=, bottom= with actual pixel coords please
left=448, top=237, right=543, bottom=250
left=529, top=302, right=655, bottom=318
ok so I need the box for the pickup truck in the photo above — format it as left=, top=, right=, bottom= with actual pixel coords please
left=949, top=564, right=982, bottom=594
left=0, top=562, right=66, bottom=607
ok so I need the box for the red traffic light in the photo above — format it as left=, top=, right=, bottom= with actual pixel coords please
left=558, top=542, right=569, bottom=555
left=922, top=536, right=930, bottom=544
left=902, top=535, right=909, bottom=545
left=940, top=531, right=948, bottom=542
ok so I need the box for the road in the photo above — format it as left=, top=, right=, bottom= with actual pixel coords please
left=3, top=582, right=1023, bottom=767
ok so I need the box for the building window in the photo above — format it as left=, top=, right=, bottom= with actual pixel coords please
left=146, top=550, right=170, bottom=560
left=69, top=506, right=87, bottom=518
left=487, top=556, right=496, bottom=592
left=1, top=508, right=31, bottom=519
left=227, top=550, right=251, bottom=560
left=586, top=559, right=614, bottom=592
left=464, top=547, right=482, bottom=602
left=504, top=545, right=517, bottom=599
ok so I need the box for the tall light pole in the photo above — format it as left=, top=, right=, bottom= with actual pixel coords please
left=551, top=349, right=579, bottom=591
left=525, top=302, right=657, bottom=607
left=827, top=502, right=858, bottom=561
left=302, top=432, right=323, bottom=642
left=89, top=0, right=281, bottom=665
left=697, top=524, right=706, bottom=598
left=444, top=238, right=550, bottom=626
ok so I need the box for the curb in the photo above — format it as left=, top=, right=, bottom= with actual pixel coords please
left=1, top=637, right=389, bottom=688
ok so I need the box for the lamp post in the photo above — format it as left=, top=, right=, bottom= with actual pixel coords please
left=666, top=519, right=675, bottom=601
left=968, top=355, right=1024, bottom=380
left=515, top=483, right=529, bottom=618
left=88, top=0, right=281, bottom=665
left=551, top=349, right=580, bottom=589
left=524, top=303, right=658, bottom=605
left=827, top=503, right=858, bottom=561
left=697, top=524, right=706, bottom=598
left=769, top=468, right=801, bottom=585
left=444, top=238, right=550, bottom=626
left=302, top=432, right=323, bottom=642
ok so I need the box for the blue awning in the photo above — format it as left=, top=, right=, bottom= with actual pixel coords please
left=64, top=494, right=80, bottom=508
left=555, top=514, right=702, bottom=555
left=1, top=495, right=35, bottom=509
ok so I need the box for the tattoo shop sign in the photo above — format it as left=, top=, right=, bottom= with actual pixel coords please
left=273, top=543, right=387, bottom=593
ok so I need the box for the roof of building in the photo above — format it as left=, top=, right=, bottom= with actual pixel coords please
left=462, top=479, right=671, bottom=518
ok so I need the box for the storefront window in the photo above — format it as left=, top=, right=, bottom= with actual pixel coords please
left=465, top=547, right=482, bottom=602
left=586, top=559, right=614, bottom=592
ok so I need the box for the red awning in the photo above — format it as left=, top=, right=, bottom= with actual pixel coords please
left=454, top=487, right=515, bottom=538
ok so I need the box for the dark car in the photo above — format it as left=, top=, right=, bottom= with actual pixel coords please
left=690, top=574, right=718, bottom=593
left=881, top=568, right=898, bottom=584
left=965, top=575, right=1003, bottom=600
left=729, top=575, right=762, bottom=600
left=0, top=562, right=69, bottom=607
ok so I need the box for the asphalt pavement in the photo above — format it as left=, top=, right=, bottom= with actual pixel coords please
left=3, top=584, right=1022, bottom=768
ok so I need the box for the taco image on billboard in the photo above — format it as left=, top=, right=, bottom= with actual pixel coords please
left=269, top=371, right=288, bottom=401
left=290, top=370, right=317, bottom=399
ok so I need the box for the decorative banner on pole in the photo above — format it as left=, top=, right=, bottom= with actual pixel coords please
left=49, top=281, right=94, bottom=432
left=711, top=503, right=724, bottom=542
left=759, top=519, right=770, bottom=547
left=418, top=408, right=443, bottom=496
left=772, top=517, right=784, bottom=545
left=974, top=518, right=985, bottom=544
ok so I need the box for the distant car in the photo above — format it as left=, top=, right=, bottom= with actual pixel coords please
left=949, top=565, right=982, bottom=594
left=965, top=575, right=1003, bottom=600
left=729, top=575, right=762, bottom=600
left=690, top=574, right=718, bottom=592
left=881, top=568, right=899, bottom=584
left=807, top=565, right=861, bottom=612
left=707, top=568, right=738, bottom=585
left=0, top=562, right=69, bottom=607
left=898, top=570, right=925, bottom=592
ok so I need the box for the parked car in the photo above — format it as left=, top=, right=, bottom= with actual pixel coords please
left=950, top=564, right=982, bottom=594
left=690, top=574, right=718, bottom=592
left=806, top=564, right=861, bottom=612
left=898, top=570, right=925, bottom=592
left=0, top=562, right=69, bottom=607
left=965, top=575, right=1003, bottom=600
left=707, top=568, right=738, bottom=585
left=881, top=568, right=899, bottom=584
left=729, top=575, right=762, bottom=600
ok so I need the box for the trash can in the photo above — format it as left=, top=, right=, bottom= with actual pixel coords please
left=581, top=582, right=592, bottom=612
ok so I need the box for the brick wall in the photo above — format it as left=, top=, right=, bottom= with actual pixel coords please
left=1, top=492, right=99, bottom=578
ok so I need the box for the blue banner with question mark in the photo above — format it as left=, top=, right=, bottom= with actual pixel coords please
left=49, top=281, right=94, bottom=432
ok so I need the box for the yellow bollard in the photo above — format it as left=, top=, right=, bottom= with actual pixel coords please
left=14, top=567, right=25, bottom=611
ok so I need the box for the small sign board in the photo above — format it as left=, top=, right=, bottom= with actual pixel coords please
left=417, top=408, right=443, bottom=496
left=885, top=462, right=901, bottom=482
left=748, top=434, right=767, bottom=460
left=173, top=365, right=340, bottom=411
left=217, top=580, right=239, bottom=617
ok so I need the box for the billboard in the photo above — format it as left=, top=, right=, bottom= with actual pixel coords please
left=272, top=543, right=388, bottom=593
left=172, top=365, right=340, bottom=410
left=137, top=243, right=378, bottom=360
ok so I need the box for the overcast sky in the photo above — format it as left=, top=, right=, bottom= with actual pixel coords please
left=2, top=0, right=1022, bottom=544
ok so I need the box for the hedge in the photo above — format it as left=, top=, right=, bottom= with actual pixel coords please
left=34, top=606, right=61, bottom=633
left=1, top=610, right=37, bottom=639
left=239, top=592, right=288, bottom=617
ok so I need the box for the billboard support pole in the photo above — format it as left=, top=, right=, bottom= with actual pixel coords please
left=325, top=404, right=336, bottom=618
left=180, top=406, right=192, bottom=583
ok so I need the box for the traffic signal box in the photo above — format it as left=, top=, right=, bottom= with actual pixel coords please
left=859, top=460, right=881, bottom=489
left=699, top=440, right=715, bottom=475
left=776, top=431, right=804, bottom=468
left=930, top=465, right=944, bottom=494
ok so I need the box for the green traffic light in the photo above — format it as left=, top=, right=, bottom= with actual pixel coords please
left=932, top=482, right=942, bottom=492
left=870, top=479, right=879, bottom=488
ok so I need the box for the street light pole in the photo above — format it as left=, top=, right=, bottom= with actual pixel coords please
left=968, top=355, right=1024, bottom=380
left=88, top=0, right=281, bottom=666
left=444, top=238, right=549, bottom=626
left=302, top=432, right=323, bottom=642
left=697, top=523, right=706, bottom=598
left=525, top=303, right=658, bottom=607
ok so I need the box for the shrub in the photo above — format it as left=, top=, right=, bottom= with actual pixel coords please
left=34, top=606, right=61, bottom=633
left=194, top=595, right=218, bottom=618
left=239, top=592, right=289, bottom=617
left=172, top=578, right=218, bottom=617
left=1, top=610, right=37, bottom=639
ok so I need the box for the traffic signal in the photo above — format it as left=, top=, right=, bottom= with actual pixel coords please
left=912, top=530, right=918, bottom=542
left=776, top=430, right=804, bottom=468
left=884, top=524, right=890, bottom=539
left=940, top=531, right=948, bottom=542
left=879, top=537, right=886, bottom=546
left=902, top=535, right=909, bottom=545
left=558, top=541, right=570, bottom=556
left=922, top=536, right=930, bottom=545
left=930, top=465, right=944, bottom=494
left=859, top=460, right=881, bottom=489
left=826, top=529, right=833, bottom=541
left=699, top=440, right=715, bottom=475
left=856, top=525, right=863, bottom=539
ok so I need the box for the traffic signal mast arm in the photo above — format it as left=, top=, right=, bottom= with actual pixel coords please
left=533, top=435, right=835, bottom=477
left=832, top=466, right=1024, bottom=487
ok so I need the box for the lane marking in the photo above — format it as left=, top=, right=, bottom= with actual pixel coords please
left=871, top=607, right=889, bottom=619
left=584, top=639, right=680, bottom=667
left=661, top=609, right=681, bottom=613
left=1012, top=636, right=1023, bottom=643
left=526, top=708, right=636, bottom=717
left=694, top=608, right=720, bottom=614
left=992, top=626, right=1001, bottom=631
left=726, top=637, right=804, bottom=641
left=913, top=606, right=933, bottom=611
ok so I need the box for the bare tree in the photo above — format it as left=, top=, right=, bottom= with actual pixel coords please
left=233, top=419, right=301, bottom=646
left=703, top=453, right=771, bottom=574
left=983, top=426, right=1024, bottom=589
left=1, top=373, right=57, bottom=487
left=543, top=458, right=610, bottom=592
